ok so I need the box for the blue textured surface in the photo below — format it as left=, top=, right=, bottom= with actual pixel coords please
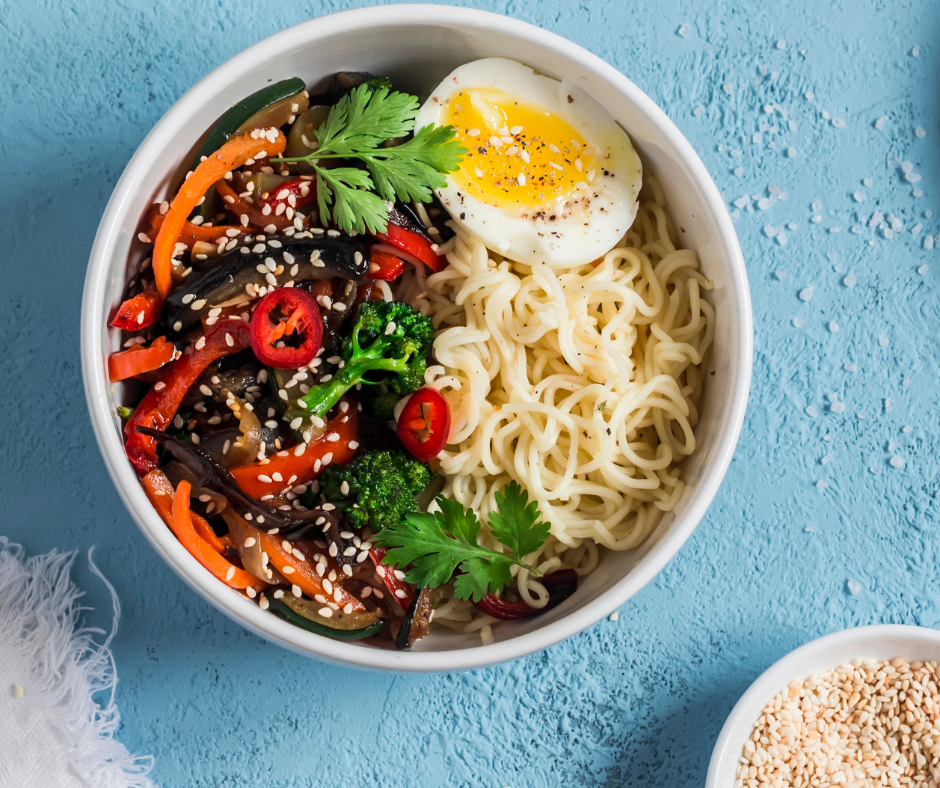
left=2, top=1, right=940, bottom=786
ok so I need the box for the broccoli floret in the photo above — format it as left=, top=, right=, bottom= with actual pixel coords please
left=361, top=388, right=400, bottom=421
left=286, top=301, right=433, bottom=424
left=315, top=449, right=432, bottom=532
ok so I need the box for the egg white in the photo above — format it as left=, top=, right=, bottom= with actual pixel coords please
left=416, top=58, right=642, bottom=266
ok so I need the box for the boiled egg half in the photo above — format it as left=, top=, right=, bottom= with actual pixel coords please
left=416, top=58, right=642, bottom=266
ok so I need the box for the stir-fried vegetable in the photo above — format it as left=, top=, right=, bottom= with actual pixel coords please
left=285, top=300, right=433, bottom=424
left=110, top=282, right=163, bottom=331
left=317, top=449, right=431, bottom=532
left=108, top=336, right=177, bottom=382
left=142, top=470, right=264, bottom=592
left=124, top=320, right=251, bottom=475
left=230, top=400, right=359, bottom=501
left=269, top=598, right=385, bottom=640
left=153, top=129, right=287, bottom=298
left=472, top=569, right=579, bottom=620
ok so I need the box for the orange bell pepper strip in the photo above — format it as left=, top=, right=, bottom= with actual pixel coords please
left=214, top=179, right=297, bottom=233
left=230, top=402, right=358, bottom=499
left=144, top=204, right=248, bottom=250
left=153, top=129, right=286, bottom=298
left=222, top=508, right=363, bottom=610
left=142, top=472, right=264, bottom=591
left=108, top=336, right=177, bottom=382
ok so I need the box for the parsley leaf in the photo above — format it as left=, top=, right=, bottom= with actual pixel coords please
left=372, top=485, right=551, bottom=603
left=488, top=481, right=550, bottom=561
left=272, top=83, right=466, bottom=235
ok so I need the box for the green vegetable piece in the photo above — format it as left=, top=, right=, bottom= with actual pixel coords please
left=269, top=598, right=386, bottom=640
left=316, top=449, right=432, bottom=532
left=272, top=83, right=466, bottom=234
left=190, top=77, right=307, bottom=219
left=488, top=481, right=550, bottom=563
left=285, top=300, right=433, bottom=424
left=372, top=487, right=552, bottom=603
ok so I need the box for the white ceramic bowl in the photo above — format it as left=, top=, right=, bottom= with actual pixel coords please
left=707, top=625, right=940, bottom=787
left=81, top=4, right=752, bottom=671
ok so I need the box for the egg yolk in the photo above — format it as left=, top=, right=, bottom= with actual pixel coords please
left=440, top=89, right=595, bottom=211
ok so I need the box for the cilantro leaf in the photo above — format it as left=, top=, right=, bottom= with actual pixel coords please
left=489, top=481, right=551, bottom=561
left=313, top=166, right=389, bottom=235
left=372, top=486, right=551, bottom=603
left=315, top=85, right=420, bottom=157
left=270, top=84, right=465, bottom=235
left=374, top=502, right=517, bottom=601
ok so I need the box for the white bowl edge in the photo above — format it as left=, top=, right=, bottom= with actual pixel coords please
left=81, top=3, right=753, bottom=671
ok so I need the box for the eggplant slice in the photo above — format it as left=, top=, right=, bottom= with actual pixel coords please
left=161, top=232, right=368, bottom=336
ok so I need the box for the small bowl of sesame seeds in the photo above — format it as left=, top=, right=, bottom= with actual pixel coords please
left=707, top=625, right=940, bottom=788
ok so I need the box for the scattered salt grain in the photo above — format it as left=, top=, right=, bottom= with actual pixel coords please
left=912, top=223, right=924, bottom=236
left=608, top=611, right=619, bottom=622
left=903, top=425, right=913, bottom=434
left=816, top=480, right=829, bottom=489
left=804, top=525, right=815, bottom=533
left=925, top=236, right=935, bottom=250
left=914, top=188, right=924, bottom=198
left=792, top=317, right=803, bottom=327
left=890, top=456, right=905, bottom=469
left=821, top=454, right=833, bottom=465
left=776, top=232, right=788, bottom=246
left=799, top=286, right=814, bottom=301
left=870, top=466, right=880, bottom=475
left=693, top=105, right=706, bottom=117
left=805, top=405, right=818, bottom=417
left=774, top=271, right=787, bottom=280
left=915, top=126, right=926, bottom=138
left=788, top=222, right=798, bottom=231
left=912, top=45, right=920, bottom=56
left=776, top=39, right=786, bottom=49
left=734, top=166, right=744, bottom=177
left=811, top=214, right=822, bottom=223
left=919, top=264, right=929, bottom=275
left=805, top=90, right=815, bottom=100
left=831, top=402, right=846, bottom=413
left=853, top=190, right=866, bottom=202
left=875, top=116, right=888, bottom=130
left=829, top=321, right=839, bottom=333
left=847, top=579, right=862, bottom=595
left=677, top=23, right=690, bottom=36
left=879, top=337, right=889, bottom=347
left=832, top=117, right=845, bottom=128
left=884, top=397, right=895, bottom=411
left=857, top=412, right=868, bottom=419
left=763, top=225, right=777, bottom=238
left=723, top=83, right=734, bottom=95
left=844, top=362, right=858, bottom=372
left=830, top=226, right=842, bottom=233
left=812, top=200, right=823, bottom=211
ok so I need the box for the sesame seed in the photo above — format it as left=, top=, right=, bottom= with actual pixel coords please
left=395, top=589, right=407, bottom=599
left=258, top=474, right=272, bottom=484
left=348, top=441, right=359, bottom=451
left=340, top=481, right=350, bottom=495
left=318, top=606, right=332, bottom=617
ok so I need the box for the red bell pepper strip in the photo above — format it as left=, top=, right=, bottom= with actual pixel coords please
left=123, top=319, right=251, bottom=476
left=472, top=569, right=579, bottom=620
left=258, top=176, right=317, bottom=216
left=108, top=336, right=177, bottom=382
left=367, top=248, right=406, bottom=281
left=230, top=401, right=358, bottom=499
left=142, top=471, right=265, bottom=591
left=370, top=547, right=414, bottom=608
left=373, top=221, right=444, bottom=272
left=110, top=282, right=163, bottom=330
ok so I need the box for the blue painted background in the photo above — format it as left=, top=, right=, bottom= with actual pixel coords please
left=2, top=1, right=940, bottom=785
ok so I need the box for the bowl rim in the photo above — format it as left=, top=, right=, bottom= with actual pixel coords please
left=706, top=624, right=940, bottom=786
left=80, top=3, right=753, bottom=672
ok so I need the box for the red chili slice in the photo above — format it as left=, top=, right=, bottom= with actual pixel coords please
left=396, top=388, right=451, bottom=461
left=249, top=288, right=322, bottom=369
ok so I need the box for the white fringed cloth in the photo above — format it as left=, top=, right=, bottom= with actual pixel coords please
left=0, top=538, right=155, bottom=788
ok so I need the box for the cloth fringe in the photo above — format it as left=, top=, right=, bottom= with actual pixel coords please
left=0, top=537, right=155, bottom=788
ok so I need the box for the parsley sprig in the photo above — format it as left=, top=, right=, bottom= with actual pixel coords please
left=372, top=482, right=551, bottom=602
left=272, top=84, right=466, bottom=235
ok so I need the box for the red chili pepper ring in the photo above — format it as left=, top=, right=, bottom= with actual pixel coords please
left=396, top=387, right=451, bottom=461
left=249, top=288, right=323, bottom=369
